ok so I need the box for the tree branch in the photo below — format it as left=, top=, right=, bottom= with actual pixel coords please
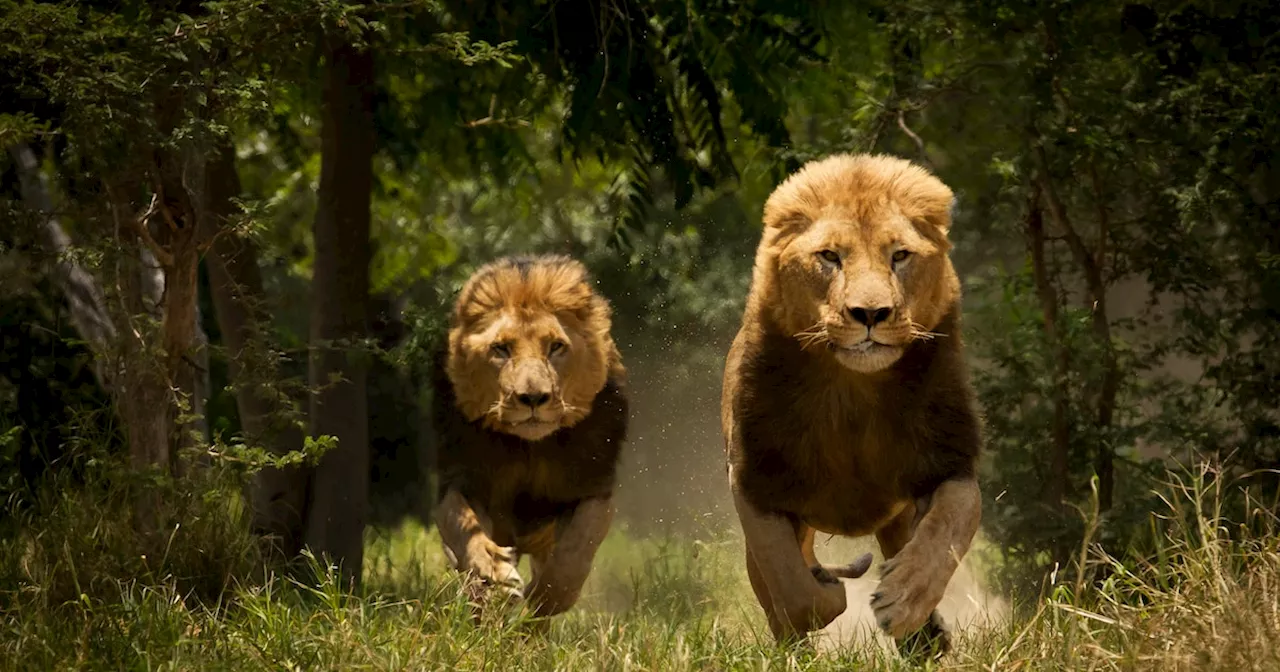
left=897, top=109, right=931, bottom=167
left=132, top=193, right=176, bottom=267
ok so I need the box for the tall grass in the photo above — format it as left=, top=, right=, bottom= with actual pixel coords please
left=1, top=463, right=1277, bottom=670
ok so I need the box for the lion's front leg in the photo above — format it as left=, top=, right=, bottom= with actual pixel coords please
left=731, top=469, right=849, bottom=642
left=434, top=488, right=524, bottom=603
left=871, top=477, right=980, bottom=643
left=523, top=496, right=614, bottom=618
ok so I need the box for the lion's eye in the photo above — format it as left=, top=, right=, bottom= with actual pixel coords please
left=489, top=343, right=511, bottom=359
left=892, top=249, right=912, bottom=264
left=817, top=250, right=841, bottom=266
left=548, top=340, right=568, bottom=357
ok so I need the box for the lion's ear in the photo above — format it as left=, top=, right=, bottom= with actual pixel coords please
left=558, top=294, right=611, bottom=334
left=919, top=196, right=956, bottom=236
left=895, top=168, right=955, bottom=236
left=762, top=210, right=811, bottom=232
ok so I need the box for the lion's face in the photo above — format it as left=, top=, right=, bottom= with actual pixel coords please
left=446, top=257, right=618, bottom=441
left=758, top=154, right=959, bottom=374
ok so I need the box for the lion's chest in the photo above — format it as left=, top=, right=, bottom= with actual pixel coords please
left=484, top=445, right=615, bottom=540
left=487, top=452, right=593, bottom=506
left=734, top=381, right=915, bottom=537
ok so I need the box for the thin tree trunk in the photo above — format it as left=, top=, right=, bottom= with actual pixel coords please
left=1025, top=184, right=1071, bottom=508
left=7, top=143, right=116, bottom=387
left=304, top=34, right=375, bottom=582
left=112, top=228, right=172, bottom=525
left=98, top=143, right=209, bottom=528
left=202, top=143, right=309, bottom=556
left=150, top=147, right=209, bottom=475
left=1035, top=145, right=1118, bottom=511
left=1085, top=161, right=1119, bottom=510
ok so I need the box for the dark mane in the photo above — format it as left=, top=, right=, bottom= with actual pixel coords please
left=729, top=306, right=980, bottom=533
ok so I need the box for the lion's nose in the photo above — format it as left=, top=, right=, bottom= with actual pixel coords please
left=848, top=305, right=893, bottom=327
left=516, top=392, right=551, bottom=409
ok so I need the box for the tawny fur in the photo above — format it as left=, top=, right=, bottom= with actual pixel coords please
left=432, top=255, right=628, bottom=619
left=723, top=154, right=982, bottom=655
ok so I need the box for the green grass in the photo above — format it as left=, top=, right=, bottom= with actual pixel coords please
left=2, top=467, right=1279, bottom=670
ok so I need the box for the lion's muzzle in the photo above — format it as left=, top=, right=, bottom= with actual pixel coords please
left=493, top=357, right=565, bottom=438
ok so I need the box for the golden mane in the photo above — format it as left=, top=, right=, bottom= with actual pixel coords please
left=762, top=153, right=955, bottom=248
left=453, top=256, right=605, bottom=329
left=445, top=255, right=625, bottom=434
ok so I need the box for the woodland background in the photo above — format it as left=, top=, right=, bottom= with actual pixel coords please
left=1, top=0, right=1279, bottom=668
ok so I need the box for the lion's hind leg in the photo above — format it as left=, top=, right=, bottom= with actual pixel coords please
left=434, top=488, right=524, bottom=605
left=523, top=496, right=614, bottom=618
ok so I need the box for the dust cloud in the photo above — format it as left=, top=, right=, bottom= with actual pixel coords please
left=608, top=335, right=1010, bottom=648
left=812, top=536, right=1010, bottom=650
left=611, top=339, right=738, bottom=537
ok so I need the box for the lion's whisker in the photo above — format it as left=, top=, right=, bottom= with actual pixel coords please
left=910, top=321, right=947, bottom=342
left=793, top=323, right=830, bottom=351
left=911, top=330, right=946, bottom=341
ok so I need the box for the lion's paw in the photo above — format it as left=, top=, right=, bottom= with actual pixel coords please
left=869, top=551, right=949, bottom=640
left=896, top=611, right=950, bottom=662
left=464, top=540, right=524, bottom=603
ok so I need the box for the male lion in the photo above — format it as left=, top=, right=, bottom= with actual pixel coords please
left=723, top=154, right=982, bottom=655
left=432, top=255, right=628, bottom=619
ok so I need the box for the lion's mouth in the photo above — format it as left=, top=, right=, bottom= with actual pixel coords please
left=827, top=339, right=897, bottom=355
left=498, top=416, right=561, bottom=441
left=495, top=409, right=563, bottom=432
left=511, top=417, right=558, bottom=428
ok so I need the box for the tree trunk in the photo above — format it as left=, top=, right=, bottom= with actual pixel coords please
left=1035, top=146, right=1118, bottom=512
left=114, top=235, right=172, bottom=526
left=8, top=143, right=116, bottom=388
left=1025, top=184, right=1072, bottom=508
left=303, top=34, right=375, bottom=582
left=151, top=145, right=210, bottom=475
left=202, top=143, right=309, bottom=556
left=97, top=142, right=209, bottom=526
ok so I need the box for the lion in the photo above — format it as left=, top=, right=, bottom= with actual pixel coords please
left=722, top=154, right=982, bottom=657
left=431, top=254, right=628, bottom=619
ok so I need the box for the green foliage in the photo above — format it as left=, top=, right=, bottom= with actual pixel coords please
left=772, top=0, right=1280, bottom=590
left=445, top=0, right=821, bottom=229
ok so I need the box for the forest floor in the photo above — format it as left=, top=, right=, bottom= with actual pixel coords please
left=2, top=473, right=1279, bottom=671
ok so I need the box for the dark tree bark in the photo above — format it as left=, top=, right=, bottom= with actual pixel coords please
left=1035, top=146, right=1118, bottom=512
left=1025, top=183, right=1072, bottom=508
left=202, top=143, right=309, bottom=556
left=303, top=34, right=375, bottom=581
